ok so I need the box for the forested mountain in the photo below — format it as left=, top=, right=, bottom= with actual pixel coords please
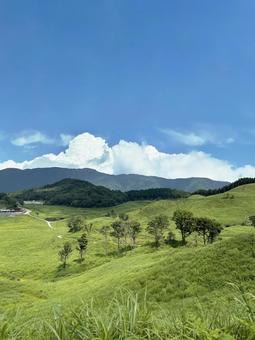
left=0, top=167, right=228, bottom=192
left=14, top=178, right=188, bottom=208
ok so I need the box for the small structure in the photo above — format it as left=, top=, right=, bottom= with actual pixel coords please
left=24, top=200, right=44, bottom=205
left=0, top=208, right=25, bottom=217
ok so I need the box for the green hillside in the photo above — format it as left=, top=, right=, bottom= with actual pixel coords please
left=1, top=184, right=255, bottom=338
left=14, top=178, right=188, bottom=208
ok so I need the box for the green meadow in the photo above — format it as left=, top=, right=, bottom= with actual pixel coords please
left=1, top=184, right=255, bottom=338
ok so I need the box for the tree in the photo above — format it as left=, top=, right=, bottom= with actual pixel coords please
left=83, top=222, right=93, bottom=235
left=100, top=225, right=110, bottom=255
left=194, top=217, right=222, bottom=244
left=173, top=210, right=194, bottom=245
left=206, top=220, right=222, bottom=244
left=249, top=215, right=255, bottom=227
left=67, top=216, right=86, bottom=233
left=110, top=220, right=125, bottom=253
left=194, top=217, right=211, bottom=245
left=59, top=242, right=72, bottom=268
left=147, top=215, right=169, bottom=247
left=128, top=221, right=141, bottom=247
left=76, top=233, right=88, bottom=262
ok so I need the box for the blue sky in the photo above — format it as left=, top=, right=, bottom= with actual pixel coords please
left=1, top=0, right=255, bottom=180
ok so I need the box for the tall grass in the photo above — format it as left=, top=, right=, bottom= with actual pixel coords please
left=1, top=286, right=255, bottom=339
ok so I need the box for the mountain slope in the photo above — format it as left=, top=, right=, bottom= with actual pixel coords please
left=15, top=178, right=188, bottom=208
left=0, top=167, right=228, bottom=192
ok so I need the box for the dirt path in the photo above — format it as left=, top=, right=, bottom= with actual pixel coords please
left=24, top=209, right=53, bottom=229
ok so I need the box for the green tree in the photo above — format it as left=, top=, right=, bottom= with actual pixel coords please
left=249, top=215, right=255, bottom=227
left=100, top=225, right=110, bottom=255
left=194, top=217, right=222, bottom=244
left=173, top=210, right=194, bottom=245
left=128, top=221, right=141, bottom=247
left=110, top=220, right=125, bottom=253
left=194, top=217, right=211, bottom=245
left=76, top=233, right=88, bottom=262
left=59, top=242, right=72, bottom=268
left=207, top=220, right=222, bottom=244
left=67, top=216, right=85, bottom=233
left=147, top=215, right=169, bottom=247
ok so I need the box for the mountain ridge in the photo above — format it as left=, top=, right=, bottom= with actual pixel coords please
left=0, top=167, right=229, bottom=193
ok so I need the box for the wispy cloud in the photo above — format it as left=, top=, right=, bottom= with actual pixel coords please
left=160, top=129, right=208, bottom=146
left=11, top=131, right=55, bottom=147
left=11, top=131, right=74, bottom=148
left=160, top=128, right=235, bottom=147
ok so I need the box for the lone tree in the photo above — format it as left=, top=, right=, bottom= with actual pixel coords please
left=147, top=215, right=169, bottom=247
left=110, top=220, right=125, bottom=253
left=128, top=221, right=141, bottom=248
left=67, top=216, right=85, bottom=233
left=76, top=233, right=88, bottom=262
left=100, top=225, right=110, bottom=255
left=249, top=215, right=255, bottom=227
left=173, top=210, right=194, bottom=245
left=59, top=242, right=72, bottom=268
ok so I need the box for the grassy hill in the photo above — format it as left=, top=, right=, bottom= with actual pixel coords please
left=1, top=184, right=255, bottom=338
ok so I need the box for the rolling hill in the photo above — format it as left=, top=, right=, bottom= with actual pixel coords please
left=0, top=167, right=228, bottom=192
left=1, top=183, right=255, bottom=338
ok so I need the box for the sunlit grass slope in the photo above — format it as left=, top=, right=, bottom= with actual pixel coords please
left=0, top=183, right=255, bottom=323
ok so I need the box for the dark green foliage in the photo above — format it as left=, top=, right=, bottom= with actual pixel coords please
left=194, top=217, right=222, bottom=244
left=16, top=179, right=128, bottom=208
left=110, top=220, right=126, bottom=252
left=59, top=242, right=72, bottom=268
left=67, top=216, right=85, bottom=233
left=194, top=177, right=255, bottom=196
left=173, top=210, right=195, bottom=245
left=15, top=179, right=189, bottom=209
left=126, top=188, right=188, bottom=201
left=76, top=233, right=88, bottom=262
left=128, top=221, right=141, bottom=247
left=147, top=215, right=169, bottom=247
left=249, top=215, right=255, bottom=227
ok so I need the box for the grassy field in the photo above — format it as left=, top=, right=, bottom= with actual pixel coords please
left=1, top=184, right=255, bottom=338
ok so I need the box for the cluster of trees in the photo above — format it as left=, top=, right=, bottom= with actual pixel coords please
left=194, top=178, right=255, bottom=197
left=173, top=210, right=222, bottom=245
left=126, top=188, right=188, bottom=201
left=0, top=193, right=19, bottom=209
left=101, top=214, right=141, bottom=254
left=59, top=233, right=88, bottom=268
left=58, top=210, right=222, bottom=268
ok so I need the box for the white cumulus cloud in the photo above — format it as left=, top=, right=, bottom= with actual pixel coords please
left=1, top=132, right=255, bottom=182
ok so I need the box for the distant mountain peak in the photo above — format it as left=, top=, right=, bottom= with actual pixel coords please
left=0, top=167, right=229, bottom=193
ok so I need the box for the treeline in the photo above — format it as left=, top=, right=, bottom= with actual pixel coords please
left=126, top=188, right=188, bottom=201
left=194, top=177, right=255, bottom=196
left=15, top=179, right=188, bottom=208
